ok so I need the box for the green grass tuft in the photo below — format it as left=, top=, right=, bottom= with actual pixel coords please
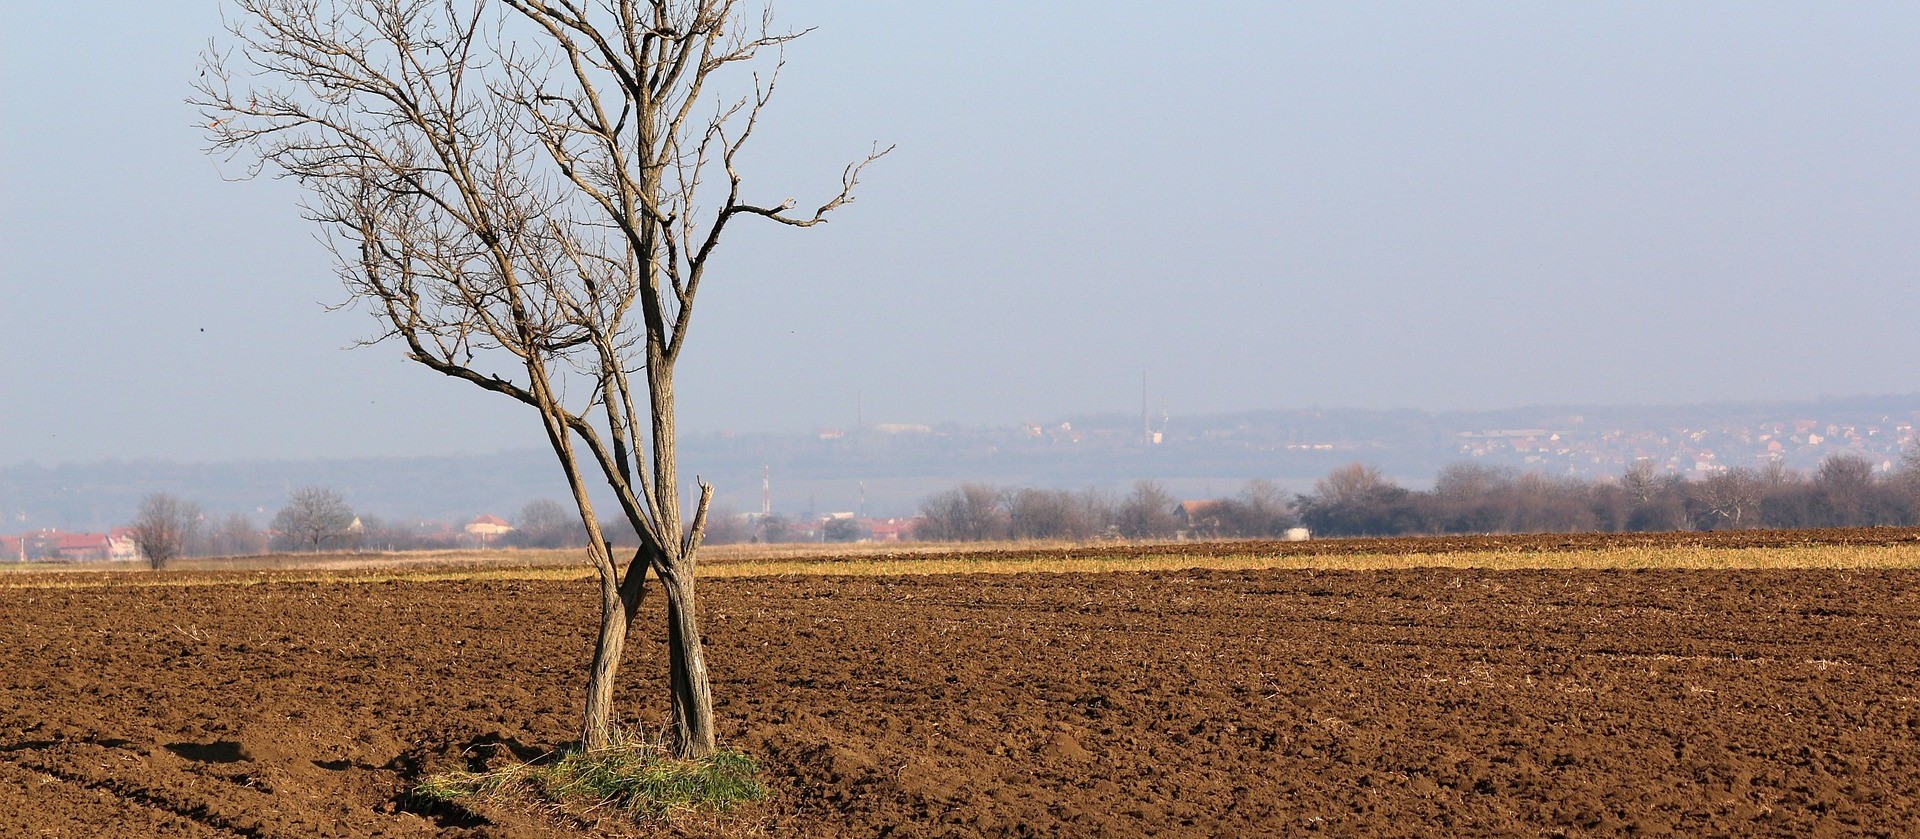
left=416, top=740, right=766, bottom=821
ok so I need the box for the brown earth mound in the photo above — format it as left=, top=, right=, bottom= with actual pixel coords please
left=5, top=561, right=1920, bottom=836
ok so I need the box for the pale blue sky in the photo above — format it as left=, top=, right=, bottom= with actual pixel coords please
left=4, top=2, right=1918, bottom=465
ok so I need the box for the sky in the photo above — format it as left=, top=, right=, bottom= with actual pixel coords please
left=3, top=2, right=1919, bottom=466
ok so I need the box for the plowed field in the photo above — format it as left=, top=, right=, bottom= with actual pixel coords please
left=6, top=537, right=1920, bottom=836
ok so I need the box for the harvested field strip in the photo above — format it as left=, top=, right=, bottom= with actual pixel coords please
left=11, top=539, right=1920, bottom=589
left=702, top=541, right=1920, bottom=576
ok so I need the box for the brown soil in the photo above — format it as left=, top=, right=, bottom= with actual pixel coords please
left=5, top=554, right=1920, bottom=836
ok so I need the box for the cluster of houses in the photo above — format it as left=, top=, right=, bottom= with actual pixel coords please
left=749, top=513, right=919, bottom=544
left=1, top=528, right=142, bottom=563
left=1, top=514, right=522, bottom=563
left=1455, top=416, right=1920, bottom=476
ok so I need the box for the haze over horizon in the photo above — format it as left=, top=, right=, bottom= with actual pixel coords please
left=4, top=391, right=1918, bottom=471
left=5, top=3, right=1918, bottom=467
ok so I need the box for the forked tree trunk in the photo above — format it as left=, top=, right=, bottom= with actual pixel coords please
left=661, top=570, right=717, bottom=757
left=580, top=559, right=647, bottom=751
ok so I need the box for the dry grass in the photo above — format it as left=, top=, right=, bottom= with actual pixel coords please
left=9, top=540, right=1920, bottom=590
left=698, top=538, right=1092, bottom=563
left=415, top=740, right=765, bottom=822
left=702, top=542, right=1920, bottom=577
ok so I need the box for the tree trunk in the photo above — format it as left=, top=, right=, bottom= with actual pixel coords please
left=662, top=569, right=716, bottom=758
left=580, top=573, right=629, bottom=751
left=581, top=550, right=650, bottom=751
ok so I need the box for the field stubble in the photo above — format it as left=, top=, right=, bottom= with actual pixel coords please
left=11, top=527, right=1920, bottom=590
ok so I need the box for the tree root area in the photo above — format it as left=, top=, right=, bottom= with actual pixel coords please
left=5, top=565, right=1920, bottom=836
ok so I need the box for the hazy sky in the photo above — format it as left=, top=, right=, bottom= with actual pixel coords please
left=4, top=2, right=1918, bottom=465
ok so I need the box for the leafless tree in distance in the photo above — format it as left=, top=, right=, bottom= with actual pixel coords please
left=513, top=499, right=584, bottom=548
left=1897, top=444, right=1920, bottom=511
left=1622, top=459, right=1665, bottom=505
left=131, top=493, right=202, bottom=570
left=270, top=486, right=357, bottom=552
left=196, top=0, right=887, bottom=756
left=918, top=483, right=1007, bottom=541
left=1695, top=467, right=1762, bottom=530
left=212, top=512, right=266, bottom=557
left=1007, top=488, right=1110, bottom=541
left=1115, top=480, right=1178, bottom=540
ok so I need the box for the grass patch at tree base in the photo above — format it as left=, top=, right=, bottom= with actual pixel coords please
left=415, top=739, right=767, bottom=823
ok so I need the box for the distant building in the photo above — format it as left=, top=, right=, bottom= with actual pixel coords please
left=1174, top=500, right=1223, bottom=536
left=106, top=528, right=141, bottom=562
left=464, top=514, right=514, bottom=544
left=864, top=518, right=918, bottom=542
left=53, top=532, right=111, bottom=561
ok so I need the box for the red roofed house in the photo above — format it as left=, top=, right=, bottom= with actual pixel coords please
left=55, top=532, right=111, bottom=562
left=864, top=518, right=917, bottom=542
left=465, top=514, right=514, bottom=545
left=1175, top=500, right=1224, bottom=537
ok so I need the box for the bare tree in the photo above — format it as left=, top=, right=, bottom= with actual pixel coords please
left=1004, top=487, right=1111, bottom=541
left=131, top=493, right=202, bottom=570
left=1115, top=480, right=1178, bottom=540
left=1006, top=488, right=1074, bottom=540
left=699, top=504, right=751, bottom=545
left=271, top=487, right=357, bottom=552
left=511, top=499, right=585, bottom=548
left=1761, top=456, right=1796, bottom=488
left=1813, top=452, right=1897, bottom=527
left=918, top=483, right=1007, bottom=541
left=197, top=0, right=885, bottom=756
left=210, top=512, right=267, bottom=557
left=1621, top=459, right=1687, bottom=531
left=1897, top=445, right=1920, bottom=515
left=1693, top=467, right=1762, bottom=530
left=1621, top=459, right=1666, bottom=505
left=1296, top=464, right=1420, bottom=537
left=1213, top=479, right=1296, bottom=538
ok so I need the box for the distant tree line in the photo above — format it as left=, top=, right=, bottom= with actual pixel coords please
left=116, top=449, right=1920, bottom=560
left=916, top=480, right=1300, bottom=541
left=1295, top=453, right=1919, bottom=538
left=121, top=490, right=615, bottom=562
left=916, top=450, right=1920, bottom=542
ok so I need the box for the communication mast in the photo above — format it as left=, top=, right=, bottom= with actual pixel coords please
left=1142, top=370, right=1150, bottom=444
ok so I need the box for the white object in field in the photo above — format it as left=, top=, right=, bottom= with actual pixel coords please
left=1283, top=527, right=1311, bottom=542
